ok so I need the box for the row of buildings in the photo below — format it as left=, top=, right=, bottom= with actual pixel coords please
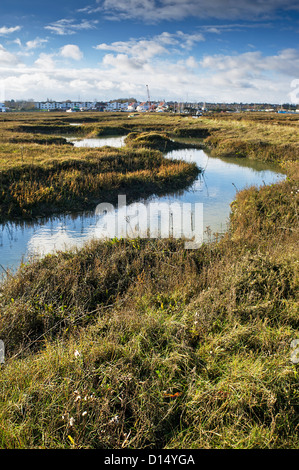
left=34, top=101, right=98, bottom=111
left=2, top=99, right=298, bottom=114
left=32, top=100, right=299, bottom=114
left=33, top=100, right=169, bottom=113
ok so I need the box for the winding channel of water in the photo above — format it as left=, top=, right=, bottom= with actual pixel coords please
left=0, top=135, right=285, bottom=276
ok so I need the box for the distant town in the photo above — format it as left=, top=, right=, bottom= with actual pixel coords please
left=0, top=98, right=298, bottom=114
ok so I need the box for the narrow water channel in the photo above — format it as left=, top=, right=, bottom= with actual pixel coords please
left=0, top=136, right=285, bottom=276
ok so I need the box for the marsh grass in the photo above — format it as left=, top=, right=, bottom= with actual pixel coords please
left=124, top=131, right=189, bottom=152
left=0, top=120, right=200, bottom=221
left=201, top=117, right=299, bottom=162
left=0, top=111, right=298, bottom=449
left=0, top=194, right=298, bottom=448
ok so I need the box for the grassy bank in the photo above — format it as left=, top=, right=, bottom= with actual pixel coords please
left=0, top=111, right=298, bottom=449
left=0, top=146, right=199, bottom=221
left=125, top=131, right=180, bottom=151
left=124, top=131, right=199, bottom=152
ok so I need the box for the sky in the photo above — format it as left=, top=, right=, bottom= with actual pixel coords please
left=1, top=0, right=299, bottom=103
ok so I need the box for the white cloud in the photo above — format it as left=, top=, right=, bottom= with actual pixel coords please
left=69, top=79, right=93, bottom=90
left=60, top=44, right=83, bottom=61
left=0, top=26, right=21, bottom=36
left=8, top=37, right=49, bottom=59
left=1, top=72, right=65, bottom=96
left=201, top=49, right=299, bottom=77
left=34, top=53, right=56, bottom=70
left=196, top=48, right=299, bottom=102
left=95, top=31, right=204, bottom=62
left=176, top=31, right=205, bottom=49
left=0, top=27, right=298, bottom=104
left=96, top=40, right=168, bottom=60
left=185, top=56, right=198, bottom=68
left=33, top=45, right=84, bottom=69
left=102, top=53, right=147, bottom=70
left=0, top=44, right=19, bottom=65
left=264, top=48, right=299, bottom=75
left=204, top=27, right=221, bottom=34
left=201, top=51, right=262, bottom=72
left=26, top=38, right=48, bottom=50
left=0, top=58, right=292, bottom=103
left=45, top=19, right=98, bottom=35
left=200, top=23, right=272, bottom=34
left=88, top=0, right=299, bottom=22
left=12, top=38, right=22, bottom=47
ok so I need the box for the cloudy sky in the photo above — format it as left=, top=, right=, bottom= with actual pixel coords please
left=1, top=0, right=299, bottom=103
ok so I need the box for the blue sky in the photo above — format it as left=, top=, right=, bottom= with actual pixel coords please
left=1, top=0, right=299, bottom=103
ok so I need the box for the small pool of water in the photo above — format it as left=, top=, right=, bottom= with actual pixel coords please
left=68, top=136, right=126, bottom=148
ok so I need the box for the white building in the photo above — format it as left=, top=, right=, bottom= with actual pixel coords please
left=34, top=101, right=96, bottom=111
left=136, top=102, right=150, bottom=112
left=127, top=102, right=139, bottom=112
left=155, top=101, right=168, bottom=112
left=105, top=101, right=129, bottom=111
left=0, top=103, right=7, bottom=112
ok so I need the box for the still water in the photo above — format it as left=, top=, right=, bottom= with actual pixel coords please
left=67, top=135, right=126, bottom=148
left=0, top=137, right=285, bottom=275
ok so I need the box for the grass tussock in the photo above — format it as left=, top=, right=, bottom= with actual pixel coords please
left=125, top=131, right=186, bottom=152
